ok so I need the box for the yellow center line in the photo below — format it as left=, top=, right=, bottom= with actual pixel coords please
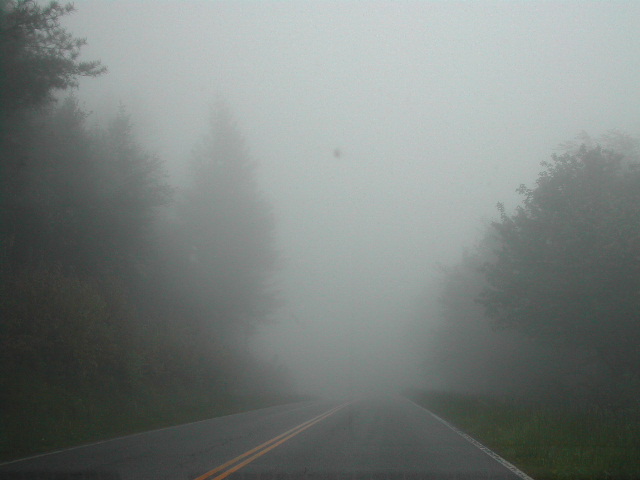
left=193, top=402, right=350, bottom=480
left=192, top=404, right=343, bottom=480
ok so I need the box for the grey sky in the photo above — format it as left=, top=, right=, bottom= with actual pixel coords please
left=66, top=0, right=640, bottom=394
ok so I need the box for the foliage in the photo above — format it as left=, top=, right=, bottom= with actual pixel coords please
left=85, top=104, right=172, bottom=275
left=1, top=0, right=105, bottom=274
left=2, top=372, right=298, bottom=461
left=422, top=234, right=594, bottom=401
left=130, top=104, right=283, bottom=396
left=0, top=1, right=291, bottom=459
left=178, top=103, right=279, bottom=339
left=0, top=0, right=105, bottom=114
left=0, top=94, right=291, bottom=456
left=421, top=135, right=640, bottom=410
left=479, top=144, right=640, bottom=382
left=0, top=266, right=130, bottom=385
left=3, top=97, right=171, bottom=276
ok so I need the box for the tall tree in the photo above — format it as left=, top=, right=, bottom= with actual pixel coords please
left=13, top=96, right=95, bottom=268
left=1, top=0, right=105, bottom=271
left=420, top=231, right=598, bottom=401
left=90, top=105, right=172, bottom=276
left=0, top=0, right=105, bottom=115
left=179, top=104, right=278, bottom=340
left=479, top=144, right=640, bottom=380
left=10, top=98, right=171, bottom=276
left=2, top=98, right=170, bottom=390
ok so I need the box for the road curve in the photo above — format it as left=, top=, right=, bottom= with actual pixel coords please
left=1, top=395, right=532, bottom=480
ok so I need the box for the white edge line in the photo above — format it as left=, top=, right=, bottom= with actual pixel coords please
left=0, top=399, right=317, bottom=467
left=405, top=397, right=536, bottom=480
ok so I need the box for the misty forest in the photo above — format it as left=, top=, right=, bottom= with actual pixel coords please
left=1, top=1, right=640, bottom=478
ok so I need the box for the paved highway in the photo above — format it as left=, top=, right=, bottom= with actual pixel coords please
left=1, top=395, right=532, bottom=480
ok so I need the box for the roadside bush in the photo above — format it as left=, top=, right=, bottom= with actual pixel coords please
left=1, top=266, right=127, bottom=385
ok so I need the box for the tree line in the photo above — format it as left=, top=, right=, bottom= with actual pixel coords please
left=420, top=132, right=640, bottom=408
left=1, top=1, right=288, bottom=452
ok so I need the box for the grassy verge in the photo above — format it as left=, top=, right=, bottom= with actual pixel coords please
left=406, top=389, right=640, bottom=480
left=1, top=376, right=306, bottom=463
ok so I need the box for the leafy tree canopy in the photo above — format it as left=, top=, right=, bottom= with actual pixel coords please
left=479, top=141, right=640, bottom=378
left=0, top=0, right=105, bottom=114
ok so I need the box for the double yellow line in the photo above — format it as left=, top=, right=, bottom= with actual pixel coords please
left=193, top=402, right=351, bottom=480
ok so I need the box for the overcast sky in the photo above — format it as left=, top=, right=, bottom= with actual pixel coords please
left=65, top=0, right=640, bottom=394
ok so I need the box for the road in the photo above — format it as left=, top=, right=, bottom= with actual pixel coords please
left=1, top=395, right=532, bottom=480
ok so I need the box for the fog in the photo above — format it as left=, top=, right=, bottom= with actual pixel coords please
left=63, top=1, right=640, bottom=396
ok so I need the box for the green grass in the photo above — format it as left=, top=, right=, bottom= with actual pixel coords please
left=407, top=390, right=640, bottom=480
left=1, top=375, right=304, bottom=463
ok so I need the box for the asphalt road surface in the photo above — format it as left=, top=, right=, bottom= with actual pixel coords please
left=1, top=395, right=533, bottom=480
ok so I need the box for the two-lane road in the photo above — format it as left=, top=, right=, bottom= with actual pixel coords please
left=1, top=396, right=532, bottom=479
